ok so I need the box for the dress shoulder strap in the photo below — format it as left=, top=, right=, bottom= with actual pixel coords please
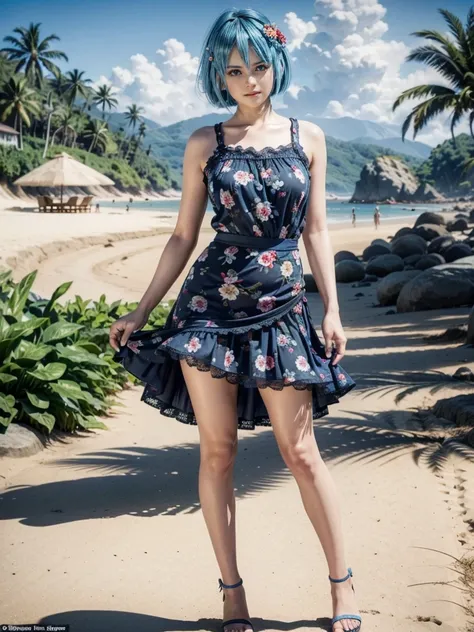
left=214, top=122, right=225, bottom=149
left=290, top=117, right=300, bottom=147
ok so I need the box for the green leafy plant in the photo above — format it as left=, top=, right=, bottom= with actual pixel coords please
left=0, top=269, right=173, bottom=436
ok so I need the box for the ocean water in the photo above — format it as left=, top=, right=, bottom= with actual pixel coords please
left=98, top=197, right=452, bottom=224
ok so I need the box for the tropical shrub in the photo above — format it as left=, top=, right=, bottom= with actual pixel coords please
left=0, top=269, right=173, bottom=435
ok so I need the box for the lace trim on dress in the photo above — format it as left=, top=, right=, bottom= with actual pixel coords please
left=203, top=118, right=310, bottom=183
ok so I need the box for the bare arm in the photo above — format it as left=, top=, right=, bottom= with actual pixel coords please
left=136, top=128, right=211, bottom=317
left=301, top=123, right=339, bottom=315
left=301, top=122, right=347, bottom=364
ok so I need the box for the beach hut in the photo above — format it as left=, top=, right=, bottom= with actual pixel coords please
left=13, top=152, right=114, bottom=212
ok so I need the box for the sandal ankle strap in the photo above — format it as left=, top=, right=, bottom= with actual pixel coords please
left=328, top=567, right=353, bottom=583
left=218, top=578, right=243, bottom=591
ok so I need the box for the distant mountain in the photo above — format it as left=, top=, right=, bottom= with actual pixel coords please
left=89, top=109, right=427, bottom=193
left=351, top=136, right=431, bottom=159
left=309, top=115, right=401, bottom=141
left=89, top=105, right=162, bottom=132
left=142, top=120, right=421, bottom=194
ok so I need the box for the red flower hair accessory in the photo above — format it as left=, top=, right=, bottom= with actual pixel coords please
left=263, top=23, right=287, bottom=47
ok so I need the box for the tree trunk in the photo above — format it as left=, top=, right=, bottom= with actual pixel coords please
left=43, top=114, right=52, bottom=158
left=19, top=117, right=23, bottom=151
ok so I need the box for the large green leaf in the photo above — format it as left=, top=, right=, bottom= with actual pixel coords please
left=77, top=415, right=108, bottom=430
left=27, top=362, right=67, bottom=381
left=42, top=321, right=83, bottom=343
left=55, top=344, right=108, bottom=366
left=26, top=391, right=50, bottom=410
left=0, top=373, right=17, bottom=385
left=0, top=394, right=17, bottom=433
left=44, top=281, right=73, bottom=315
left=4, top=270, right=37, bottom=318
left=13, top=340, right=52, bottom=362
left=25, top=410, right=55, bottom=433
left=74, top=341, right=102, bottom=355
left=49, top=379, right=88, bottom=402
left=3, top=317, right=49, bottom=342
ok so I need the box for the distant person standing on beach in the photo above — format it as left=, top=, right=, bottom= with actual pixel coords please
left=374, top=205, right=381, bottom=230
left=351, top=207, right=356, bottom=227
left=125, top=204, right=130, bottom=212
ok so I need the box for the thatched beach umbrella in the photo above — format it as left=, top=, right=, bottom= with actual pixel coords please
left=13, top=152, right=115, bottom=204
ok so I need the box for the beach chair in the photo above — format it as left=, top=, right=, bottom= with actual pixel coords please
left=37, top=196, right=48, bottom=212
left=61, top=196, right=79, bottom=213
left=76, top=196, right=93, bottom=213
left=43, top=195, right=63, bottom=212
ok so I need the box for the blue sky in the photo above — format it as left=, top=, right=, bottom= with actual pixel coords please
left=1, top=0, right=472, bottom=143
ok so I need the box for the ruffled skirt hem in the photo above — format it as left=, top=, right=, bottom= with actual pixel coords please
left=113, top=295, right=356, bottom=431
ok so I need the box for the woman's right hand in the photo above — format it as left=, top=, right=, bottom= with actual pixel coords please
left=109, top=308, right=150, bottom=352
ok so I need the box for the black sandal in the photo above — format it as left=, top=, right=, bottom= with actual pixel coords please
left=218, top=577, right=254, bottom=632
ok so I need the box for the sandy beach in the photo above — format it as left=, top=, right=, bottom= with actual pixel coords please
left=0, top=196, right=473, bottom=631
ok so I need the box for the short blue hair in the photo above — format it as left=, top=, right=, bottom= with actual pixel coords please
left=196, top=8, right=292, bottom=109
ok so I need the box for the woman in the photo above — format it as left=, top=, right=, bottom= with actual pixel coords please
left=110, top=8, right=361, bottom=632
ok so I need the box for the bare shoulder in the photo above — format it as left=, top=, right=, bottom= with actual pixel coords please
left=298, top=119, right=325, bottom=140
left=187, top=125, right=218, bottom=171
left=297, top=120, right=325, bottom=167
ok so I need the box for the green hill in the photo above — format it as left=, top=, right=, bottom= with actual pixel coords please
left=135, top=115, right=423, bottom=194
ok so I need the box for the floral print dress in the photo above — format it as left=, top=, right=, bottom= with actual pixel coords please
left=114, top=117, right=356, bottom=430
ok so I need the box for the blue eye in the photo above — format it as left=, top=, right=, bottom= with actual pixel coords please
left=228, top=64, right=268, bottom=76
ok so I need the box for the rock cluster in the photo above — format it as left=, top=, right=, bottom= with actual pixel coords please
left=331, top=208, right=474, bottom=312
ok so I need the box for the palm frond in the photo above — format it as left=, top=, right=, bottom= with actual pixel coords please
left=438, top=9, right=466, bottom=45
left=406, top=45, right=466, bottom=86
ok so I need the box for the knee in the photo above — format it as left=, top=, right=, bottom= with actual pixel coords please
left=200, top=440, right=238, bottom=474
left=280, top=442, right=323, bottom=477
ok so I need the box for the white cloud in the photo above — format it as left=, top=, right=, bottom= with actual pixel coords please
left=284, top=12, right=317, bottom=52
left=283, top=0, right=466, bottom=144
left=97, top=39, right=222, bottom=126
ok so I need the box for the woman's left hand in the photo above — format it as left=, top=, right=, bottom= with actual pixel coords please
left=321, top=311, right=347, bottom=365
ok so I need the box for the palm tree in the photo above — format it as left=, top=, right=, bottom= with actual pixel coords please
left=0, top=52, right=14, bottom=84
left=137, top=121, right=147, bottom=147
left=124, top=103, right=144, bottom=132
left=42, top=90, right=61, bottom=157
left=48, top=67, right=69, bottom=102
left=51, top=105, right=76, bottom=147
left=83, top=119, right=109, bottom=153
left=92, top=84, right=118, bottom=120
left=1, top=23, right=68, bottom=89
left=392, top=8, right=474, bottom=143
left=63, top=69, right=92, bottom=110
left=0, top=76, right=41, bottom=150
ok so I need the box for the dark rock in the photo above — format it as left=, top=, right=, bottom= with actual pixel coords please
left=396, top=255, right=474, bottom=312
left=366, top=254, right=404, bottom=277
left=391, top=234, right=428, bottom=257
left=453, top=366, right=474, bottom=382
left=351, top=281, right=372, bottom=287
left=304, top=273, right=318, bottom=292
left=376, top=270, right=422, bottom=306
left=414, top=253, right=446, bottom=270
left=334, top=250, right=359, bottom=264
left=447, top=218, right=469, bottom=232
left=335, top=260, right=366, bottom=283
left=364, top=274, right=378, bottom=282
left=427, top=235, right=455, bottom=254
left=413, top=223, right=449, bottom=241
left=443, top=242, right=473, bottom=262
left=393, top=227, right=415, bottom=240
left=403, top=254, right=423, bottom=265
left=371, top=239, right=391, bottom=249
left=362, top=243, right=391, bottom=261
left=414, top=211, right=446, bottom=227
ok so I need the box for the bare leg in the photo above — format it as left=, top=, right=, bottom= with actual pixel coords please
left=258, top=385, right=361, bottom=631
left=180, top=359, right=252, bottom=632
